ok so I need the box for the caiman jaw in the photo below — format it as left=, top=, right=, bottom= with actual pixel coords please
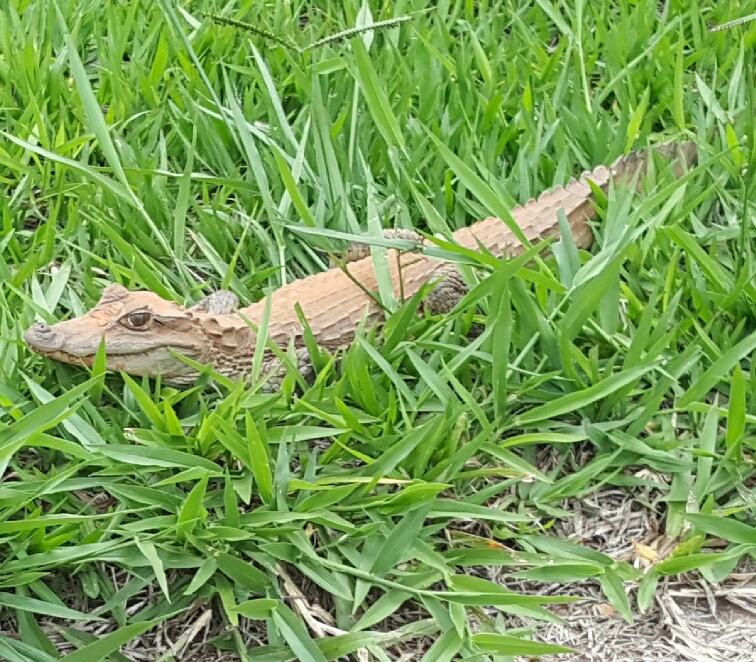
left=24, top=322, right=95, bottom=367
left=23, top=321, right=192, bottom=361
left=24, top=321, right=67, bottom=354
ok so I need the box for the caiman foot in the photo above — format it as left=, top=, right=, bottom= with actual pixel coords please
left=421, top=262, right=469, bottom=315
left=334, top=228, right=425, bottom=265
left=190, top=290, right=240, bottom=315
left=259, top=347, right=315, bottom=392
left=337, top=228, right=472, bottom=316
left=249, top=230, right=479, bottom=396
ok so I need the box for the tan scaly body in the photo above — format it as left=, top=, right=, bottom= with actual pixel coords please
left=24, top=142, right=697, bottom=386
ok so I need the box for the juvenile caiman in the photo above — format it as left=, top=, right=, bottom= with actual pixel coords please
left=24, top=141, right=697, bottom=387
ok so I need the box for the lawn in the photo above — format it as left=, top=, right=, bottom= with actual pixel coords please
left=0, top=0, right=755, bottom=660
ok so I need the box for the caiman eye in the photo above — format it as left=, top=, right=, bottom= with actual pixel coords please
left=121, top=311, right=152, bottom=330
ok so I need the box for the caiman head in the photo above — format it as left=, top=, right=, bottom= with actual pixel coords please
left=23, top=284, right=250, bottom=386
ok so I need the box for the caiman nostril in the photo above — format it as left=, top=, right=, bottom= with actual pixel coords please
left=24, top=321, right=62, bottom=352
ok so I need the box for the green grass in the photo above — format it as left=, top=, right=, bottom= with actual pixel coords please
left=1, top=0, right=755, bottom=659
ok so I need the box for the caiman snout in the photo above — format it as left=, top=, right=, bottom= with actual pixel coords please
left=24, top=321, right=64, bottom=352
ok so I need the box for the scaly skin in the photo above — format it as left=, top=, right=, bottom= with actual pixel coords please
left=24, top=141, right=697, bottom=387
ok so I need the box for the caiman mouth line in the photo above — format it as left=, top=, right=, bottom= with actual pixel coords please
left=30, top=348, right=96, bottom=365
left=29, top=344, right=198, bottom=362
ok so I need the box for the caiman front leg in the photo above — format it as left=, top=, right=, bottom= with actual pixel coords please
left=337, top=229, right=470, bottom=315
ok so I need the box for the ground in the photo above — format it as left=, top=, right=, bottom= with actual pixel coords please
left=1, top=1, right=755, bottom=661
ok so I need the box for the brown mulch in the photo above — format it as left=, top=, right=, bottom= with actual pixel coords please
left=506, top=478, right=756, bottom=661
left=2, top=472, right=754, bottom=660
left=533, top=572, right=756, bottom=661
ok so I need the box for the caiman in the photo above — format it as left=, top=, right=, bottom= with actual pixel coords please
left=24, top=141, right=697, bottom=387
